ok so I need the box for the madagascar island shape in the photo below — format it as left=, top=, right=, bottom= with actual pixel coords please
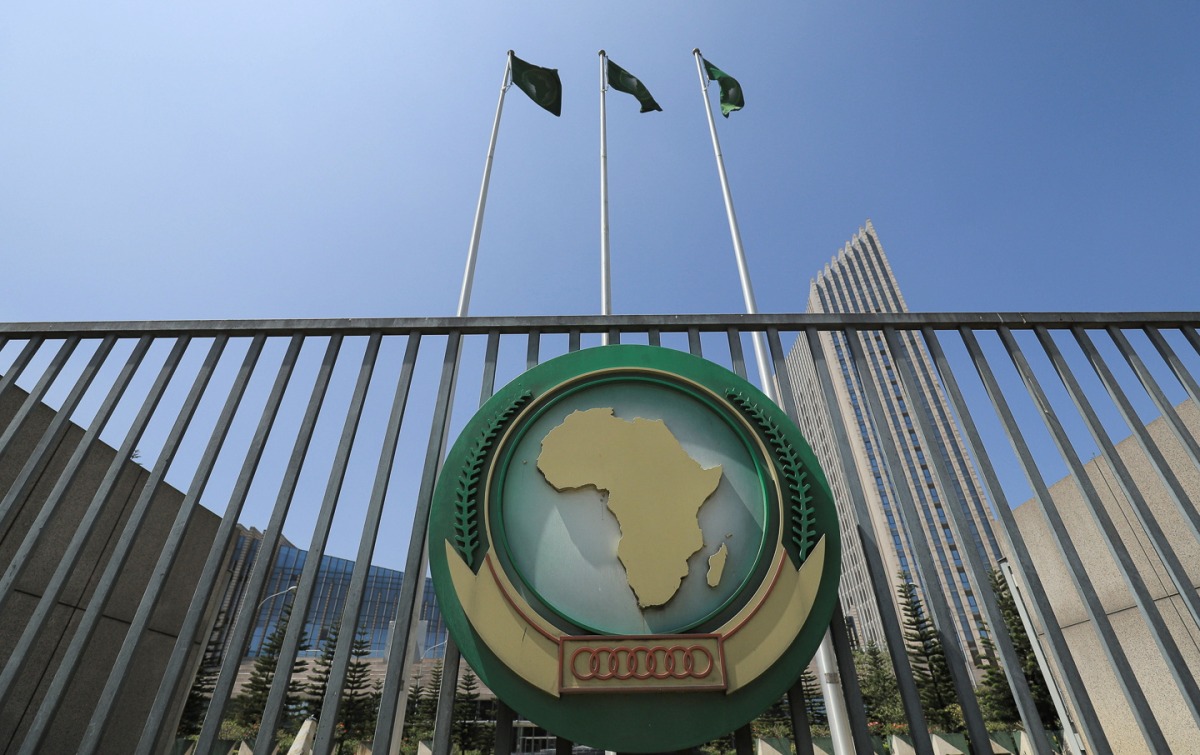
left=537, top=407, right=723, bottom=608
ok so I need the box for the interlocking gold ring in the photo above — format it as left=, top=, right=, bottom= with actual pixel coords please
left=569, top=644, right=715, bottom=681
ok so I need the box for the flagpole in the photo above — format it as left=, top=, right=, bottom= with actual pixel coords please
left=690, top=49, right=774, bottom=396
left=459, top=51, right=513, bottom=317
left=599, top=50, right=612, bottom=344
left=692, top=48, right=854, bottom=755
left=427, top=57, right=511, bottom=752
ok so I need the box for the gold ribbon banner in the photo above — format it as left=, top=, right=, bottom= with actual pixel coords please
left=445, top=535, right=826, bottom=698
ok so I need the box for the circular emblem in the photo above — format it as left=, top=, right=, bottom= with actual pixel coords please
left=429, top=345, right=840, bottom=752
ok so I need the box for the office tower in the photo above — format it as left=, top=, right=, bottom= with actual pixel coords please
left=784, top=221, right=1003, bottom=660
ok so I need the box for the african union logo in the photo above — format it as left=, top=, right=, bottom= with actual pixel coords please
left=429, top=345, right=840, bottom=752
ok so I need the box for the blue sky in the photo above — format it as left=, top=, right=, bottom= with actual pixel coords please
left=2, top=2, right=1197, bottom=323
left=2, top=3, right=1198, bottom=567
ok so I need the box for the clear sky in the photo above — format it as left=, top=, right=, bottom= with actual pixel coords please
left=2, top=2, right=1197, bottom=323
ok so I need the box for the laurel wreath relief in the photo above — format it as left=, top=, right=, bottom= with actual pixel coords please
left=454, top=390, right=532, bottom=567
left=726, top=390, right=816, bottom=565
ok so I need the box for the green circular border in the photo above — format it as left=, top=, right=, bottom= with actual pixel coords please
left=490, top=372, right=775, bottom=635
left=429, top=345, right=841, bottom=753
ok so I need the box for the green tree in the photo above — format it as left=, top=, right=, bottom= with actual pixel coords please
left=453, top=668, right=481, bottom=751
left=231, top=605, right=309, bottom=734
left=897, top=572, right=961, bottom=732
left=178, top=634, right=223, bottom=736
left=798, top=666, right=826, bottom=727
left=403, top=672, right=430, bottom=747
left=976, top=569, right=1060, bottom=729
left=420, top=660, right=444, bottom=731
left=855, top=642, right=905, bottom=731
left=307, top=620, right=341, bottom=724
left=340, top=628, right=378, bottom=741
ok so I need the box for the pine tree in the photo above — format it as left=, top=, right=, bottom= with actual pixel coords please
left=454, top=668, right=481, bottom=751
left=897, top=572, right=961, bottom=732
left=341, top=628, right=378, bottom=741
left=178, top=634, right=223, bottom=736
left=419, top=660, right=444, bottom=733
left=308, top=620, right=341, bottom=724
left=231, top=605, right=310, bottom=734
left=403, top=672, right=429, bottom=746
left=799, top=666, right=827, bottom=727
left=855, top=642, right=904, bottom=732
left=976, top=569, right=1060, bottom=729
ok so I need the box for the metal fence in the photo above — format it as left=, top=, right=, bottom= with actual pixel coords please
left=1, top=312, right=1199, bottom=755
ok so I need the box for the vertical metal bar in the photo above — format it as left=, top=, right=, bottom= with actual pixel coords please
left=648, top=329, right=661, bottom=347
left=0, top=335, right=124, bottom=549
left=0, top=336, right=80, bottom=459
left=568, top=329, right=581, bottom=353
left=80, top=335, right=266, bottom=753
left=1151, top=327, right=1200, bottom=416
left=135, top=335, right=305, bottom=755
left=787, top=685, right=814, bottom=755
left=434, top=331, right=504, bottom=755
left=882, top=329, right=1051, bottom=755
left=0, top=337, right=44, bottom=404
left=494, top=700, right=516, bottom=755
left=726, top=328, right=747, bottom=380
left=997, top=562, right=1085, bottom=755
left=432, top=640, right=462, bottom=755
left=804, top=329, right=933, bottom=755
left=687, top=327, right=702, bottom=357
left=842, top=327, right=991, bottom=755
left=733, top=724, right=753, bottom=755
left=767, top=329, right=871, bottom=755
left=254, top=334, right=383, bottom=752
left=996, top=326, right=1168, bottom=752
left=372, top=333, right=462, bottom=755
left=1032, top=327, right=1200, bottom=723
left=950, top=328, right=1109, bottom=754
left=1184, top=325, right=1200, bottom=364
left=0, top=336, right=190, bottom=708
left=196, top=335, right=344, bottom=754
left=17, top=336, right=229, bottom=755
left=827, top=603, right=874, bottom=753
left=608, top=327, right=620, bottom=345
left=481, top=331, right=501, bottom=402
left=526, top=330, right=540, bottom=370
left=313, top=335, right=422, bottom=753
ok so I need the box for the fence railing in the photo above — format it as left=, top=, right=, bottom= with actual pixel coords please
left=1, top=312, right=1198, bottom=755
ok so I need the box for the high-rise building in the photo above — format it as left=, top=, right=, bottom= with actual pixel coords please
left=784, top=220, right=1003, bottom=659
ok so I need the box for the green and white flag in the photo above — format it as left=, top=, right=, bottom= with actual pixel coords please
left=702, top=58, right=744, bottom=117
left=605, top=59, right=662, bottom=113
left=511, top=54, right=562, bottom=116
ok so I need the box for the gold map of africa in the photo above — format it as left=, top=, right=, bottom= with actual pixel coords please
left=537, top=408, right=723, bottom=608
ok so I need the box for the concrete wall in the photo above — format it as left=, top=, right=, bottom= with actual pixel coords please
left=1012, top=400, right=1200, bottom=754
left=0, top=384, right=224, bottom=754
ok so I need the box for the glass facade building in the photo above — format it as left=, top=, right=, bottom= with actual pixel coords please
left=219, top=529, right=446, bottom=661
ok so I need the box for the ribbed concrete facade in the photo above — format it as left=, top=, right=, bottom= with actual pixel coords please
left=784, top=221, right=1003, bottom=659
